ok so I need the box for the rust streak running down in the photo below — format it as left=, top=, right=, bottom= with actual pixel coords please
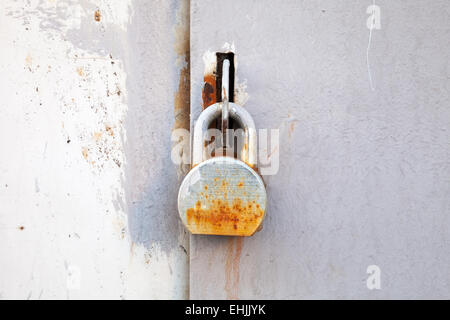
left=225, top=237, right=243, bottom=300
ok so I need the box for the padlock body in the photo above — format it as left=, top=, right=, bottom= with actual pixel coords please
left=178, top=157, right=266, bottom=236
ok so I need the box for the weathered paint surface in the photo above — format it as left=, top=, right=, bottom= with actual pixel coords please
left=190, top=0, right=450, bottom=299
left=0, top=0, right=189, bottom=299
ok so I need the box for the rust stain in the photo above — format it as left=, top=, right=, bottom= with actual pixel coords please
left=173, top=58, right=190, bottom=131
left=186, top=197, right=263, bottom=236
left=202, top=52, right=235, bottom=109
left=18, top=226, right=25, bottom=231
left=105, top=125, right=114, bottom=136
left=287, top=119, right=300, bottom=139
left=173, top=0, right=190, bottom=175
left=76, top=67, right=84, bottom=76
left=81, top=147, right=89, bottom=160
left=202, top=73, right=217, bottom=108
left=93, top=132, right=102, bottom=141
left=173, top=0, right=190, bottom=132
left=288, top=121, right=298, bottom=138
left=225, top=237, right=243, bottom=300
left=185, top=175, right=265, bottom=235
left=94, top=10, right=101, bottom=22
left=25, top=54, right=32, bottom=71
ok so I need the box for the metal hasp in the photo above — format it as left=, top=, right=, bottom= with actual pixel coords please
left=178, top=54, right=266, bottom=236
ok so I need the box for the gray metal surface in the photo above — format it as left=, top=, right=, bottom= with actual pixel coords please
left=190, top=0, right=450, bottom=299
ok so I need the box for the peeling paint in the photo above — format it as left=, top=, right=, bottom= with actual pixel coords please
left=0, top=0, right=188, bottom=299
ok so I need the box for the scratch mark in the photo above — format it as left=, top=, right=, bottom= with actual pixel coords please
left=367, top=0, right=376, bottom=91
left=179, top=244, right=188, bottom=255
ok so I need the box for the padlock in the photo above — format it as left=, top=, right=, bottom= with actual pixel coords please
left=178, top=101, right=267, bottom=236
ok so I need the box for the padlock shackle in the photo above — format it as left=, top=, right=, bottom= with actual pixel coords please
left=192, top=102, right=257, bottom=167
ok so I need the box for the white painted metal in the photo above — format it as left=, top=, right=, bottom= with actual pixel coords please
left=190, top=0, right=450, bottom=299
left=0, top=0, right=189, bottom=299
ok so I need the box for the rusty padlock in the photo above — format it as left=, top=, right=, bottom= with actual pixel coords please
left=177, top=101, right=267, bottom=236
